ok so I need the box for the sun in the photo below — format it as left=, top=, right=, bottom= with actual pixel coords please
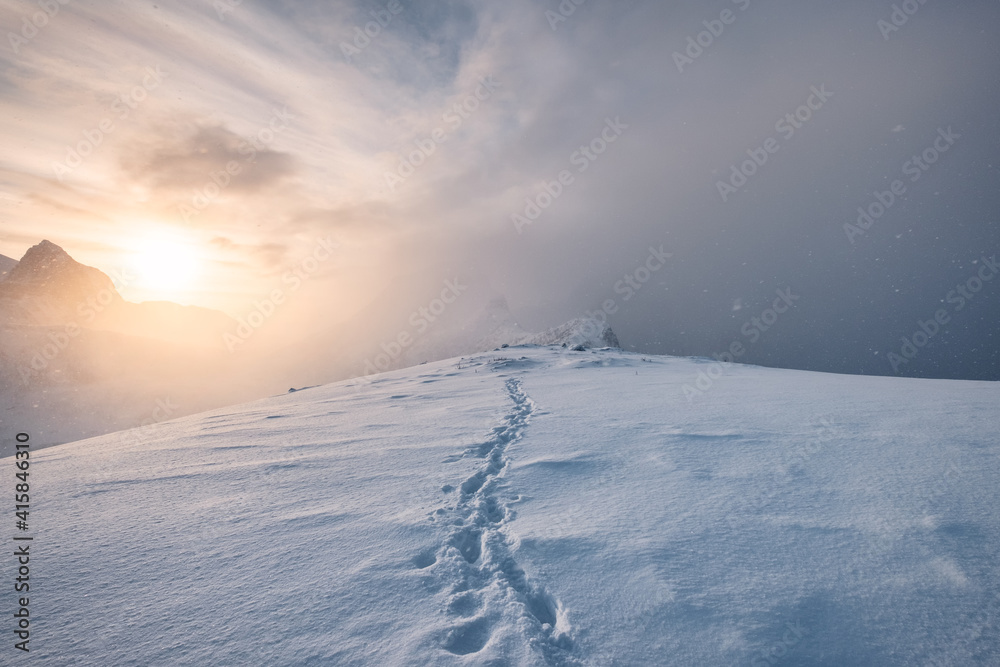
left=127, top=235, right=201, bottom=298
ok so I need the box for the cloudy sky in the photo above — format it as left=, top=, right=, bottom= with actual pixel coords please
left=1, top=0, right=998, bottom=379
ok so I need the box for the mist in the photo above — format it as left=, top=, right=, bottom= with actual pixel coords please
left=1, top=0, right=998, bottom=443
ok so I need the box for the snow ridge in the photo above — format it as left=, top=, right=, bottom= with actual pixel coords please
left=424, top=376, right=577, bottom=663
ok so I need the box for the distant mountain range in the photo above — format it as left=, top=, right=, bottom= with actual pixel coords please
left=0, top=240, right=233, bottom=348
left=0, top=241, right=619, bottom=451
left=0, top=241, right=247, bottom=453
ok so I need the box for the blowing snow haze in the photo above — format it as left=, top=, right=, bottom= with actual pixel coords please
left=0, top=240, right=622, bottom=448
left=1, top=1, right=998, bottom=384
left=2, top=2, right=1000, bottom=665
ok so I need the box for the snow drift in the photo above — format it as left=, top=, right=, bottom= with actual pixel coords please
left=9, top=345, right=1000, bottom=665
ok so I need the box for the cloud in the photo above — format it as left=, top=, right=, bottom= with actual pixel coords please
left=119, top=123, right=298, bottom=193
left=1, top=0, right=998, bottom=380
left=210, top=236, right=290, bottom=271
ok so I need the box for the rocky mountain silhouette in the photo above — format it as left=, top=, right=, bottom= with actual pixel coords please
left=0, top=240, right=234, bottom=348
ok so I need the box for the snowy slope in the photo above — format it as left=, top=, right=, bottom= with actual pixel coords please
left=11, top=346, right=1000, bottom=665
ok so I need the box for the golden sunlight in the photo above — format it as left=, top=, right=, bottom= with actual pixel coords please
left=127, top=234, right=201, bottom=298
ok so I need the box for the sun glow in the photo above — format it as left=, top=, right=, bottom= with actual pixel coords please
left=127, top=234, right=201, bottom=298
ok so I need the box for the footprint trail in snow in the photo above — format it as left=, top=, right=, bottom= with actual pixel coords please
left=419, top=377, right=577, bottom=663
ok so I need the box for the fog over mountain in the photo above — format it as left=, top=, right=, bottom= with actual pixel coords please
left=1, top=3, right=998, bottom=664
left=0, top=241, right=620, bottom=448
left=0, top=1, right=996, bottom=385
left=0, top=241, right=246, bottom=450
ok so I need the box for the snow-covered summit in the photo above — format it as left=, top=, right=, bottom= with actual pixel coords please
left=514, top=316, right=620, bottom=349
left=472, top=301, right=619, bottom=352
left=15, top=345, right=1000, bottom=665
left=364, top=286, right=622, bottom=376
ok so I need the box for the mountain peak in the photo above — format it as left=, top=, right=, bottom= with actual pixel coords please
left=0, top=239, right=119, bottom=308
left=11, top=239, right=72, bottom=274
left=32, top=239, right=65, bottom=253
left=518, top=316, right=621, bottom=349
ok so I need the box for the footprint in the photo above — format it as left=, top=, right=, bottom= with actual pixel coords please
left=525, top=590, right=558, bottom=628
left=428, top=379, right=566, bottom=659
left=446, top=591, right=481, bottom=617
left=412, top=549, right=437, bottom=569
left=482, top=497, right=505, bottom=523
left=470, top=443, right=493, bottom=458
left=443, top=617, right=491, bottom=655
left=461, top=472, right=487, bottom=496
left=451, top=528, right=482, bottom=564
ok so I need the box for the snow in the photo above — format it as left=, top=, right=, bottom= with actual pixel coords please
left=11, top=346, right=1000, bottom=665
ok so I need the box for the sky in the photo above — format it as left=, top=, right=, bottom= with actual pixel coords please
left=1, top=0, right=998, bottom=380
